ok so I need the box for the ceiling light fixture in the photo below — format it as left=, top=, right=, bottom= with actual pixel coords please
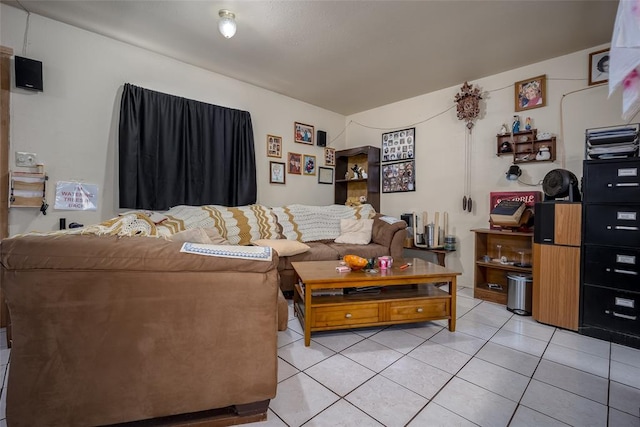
left=218, top=9, right=236, bottom=39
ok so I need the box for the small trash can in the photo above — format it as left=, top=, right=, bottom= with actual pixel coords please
left=507, top=273, right=533, bottom=316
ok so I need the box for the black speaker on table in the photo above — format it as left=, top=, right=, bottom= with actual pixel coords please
left=15, top=56, right=43, bottom=91
left=317, top=130, right=327, bottom=147
left=534, top=202, right=555, bottom=244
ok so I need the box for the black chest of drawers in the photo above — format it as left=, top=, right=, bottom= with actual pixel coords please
left=581, top=158, right=640, bottom=349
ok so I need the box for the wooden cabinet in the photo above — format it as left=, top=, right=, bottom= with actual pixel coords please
left=334, top=146, right=380, bottom=212
left=9, top=169, right=47, bottom=208
left=472, top=228, right=533, bottom=304
left=496, top=129, right=536, bottom=156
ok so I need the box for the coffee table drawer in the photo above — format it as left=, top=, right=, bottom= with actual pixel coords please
left=312, top=304, right=379, bottom=327
left=389, top=299, right=449, bottom=321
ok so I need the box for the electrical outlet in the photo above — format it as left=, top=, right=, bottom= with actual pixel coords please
left=15, top=151, right=37, bottom=167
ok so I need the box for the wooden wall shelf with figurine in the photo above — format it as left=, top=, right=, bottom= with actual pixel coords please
left=513, top=137, right=556, bottom=164
left=496, top=129, right=536, bottom=156
left=9, top=169, right=47, bottom=209
left=334, top=146, right=380, bottom=211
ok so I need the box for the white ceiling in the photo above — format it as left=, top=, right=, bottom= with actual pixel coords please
left=2, top=0, right=618, bottom=115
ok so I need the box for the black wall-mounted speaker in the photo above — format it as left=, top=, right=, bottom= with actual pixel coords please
left=533, top=202, right=555, bottom=244
left=317, top=130, right=327, bottom=147
left=15, top=56, right=43, bottom=92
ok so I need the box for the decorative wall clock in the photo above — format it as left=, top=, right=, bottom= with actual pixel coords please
left=454, top=81, right=483, bottom=212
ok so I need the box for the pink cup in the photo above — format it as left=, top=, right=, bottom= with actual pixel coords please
left=378, top=256, right=393, bottom=269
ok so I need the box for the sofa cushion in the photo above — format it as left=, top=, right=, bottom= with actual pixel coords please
left=334, top=219, right=373, bottom=245
left=169, top=228, right=212, bottom=244
left=278, top=241, right=340, bottom=271
left=252, top=239, right=310, bottom=257
left=371, top=214, right=408, bottom=248
left=325, top=242, right=390, bottom=259
left=271, top=204, right=376, bottom=242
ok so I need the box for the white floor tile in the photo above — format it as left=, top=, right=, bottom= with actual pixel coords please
left=278, top=326, right=303, bottom=348
left=502, top=317, right=555, bottom=342
left=611, top=360, right=640, bottom=390
left=0, top=351, right=8, bottom=367
left=388, top=321, right=443, bottom=340
left=368, top=329, right=425, bottom=354
left=612, top=343, right=640, bottom=370
left=277, top=358, right=299, bottom=383
left=381, top=355, right=452, bottom=399
left=532, top=359, right=609, bottom=404
left=305, top=354, right=375, bottom=397
left=475, top=341, right=540, bottom=377
left=269, top=373, right=338, bottom=427
left=310, top=330, right=364, bottom=352
left=609, top=380, right=640, bottom=418
left=550, top=329, right=610, bottom=359
left=490, top=329, right=548, bottom=357
left=472, top=301, right=513, bottom=319
left=459, top=310, right=511, bottom=328
left=304, top=399, right=383, bottom=426
left=520, top=379, right=608, bottom=427
left=407, top=341, right=473, bottom=375
left=432, top=377, right=517, bottom=427
left=408, top=402, right=478, bottom=427
left=430, top=329, right=486, bottom=355
left=454, top=317, right=499, bottom=340
left=278, top=339, right=335, bottom=371
left=509, top=405, right=570, bottom=427
left=341, top=339, right=403, bottom=373
left=346, top=375, right=427, bottom=427
left=608, top=408, right=640, bottom=427
left=457, top=357, right=530, bottom=402
left=287, top=317, right=304, bottom=335
left=350, top=326, right=386, bottom=338
left=543, top=343, right=609, bottom=378
left=457, top=286, right=475, bottom=299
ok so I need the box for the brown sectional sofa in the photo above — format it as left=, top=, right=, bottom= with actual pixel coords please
left=0, top=204, right=407, bottom=426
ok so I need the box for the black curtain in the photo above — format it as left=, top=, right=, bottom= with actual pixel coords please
left=118, top=83, right=256, bottom=210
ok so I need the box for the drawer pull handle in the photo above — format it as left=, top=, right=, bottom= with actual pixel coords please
left=613, top=268, right=639, bottom=275
left=608, top=225, right=639, bottom=231
left=613, top=182, right=639, bottom=187
left=345, top=313, right=352, bottom=319
left=416, top=307, right=424, bottom=313
left=606, top=311, right=638, bottom=321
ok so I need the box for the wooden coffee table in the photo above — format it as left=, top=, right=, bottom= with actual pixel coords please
left=292, top=258, right=461, bottom=346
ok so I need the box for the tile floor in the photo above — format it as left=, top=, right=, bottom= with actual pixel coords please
left=0, top=286, right=638, bottom=427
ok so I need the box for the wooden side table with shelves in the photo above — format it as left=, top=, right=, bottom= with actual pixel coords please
left=472, top=228, right=533, bottom=305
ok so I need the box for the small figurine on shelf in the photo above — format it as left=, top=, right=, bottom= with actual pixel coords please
left=351, top=164, right=360, bottom=179
left=499, top=123, right=509, bottom=135
left=525, top=117, right=532, bottom=130
left=361, top=170, right=368, bottom=179
left=512, top=115, right=521, bottom=133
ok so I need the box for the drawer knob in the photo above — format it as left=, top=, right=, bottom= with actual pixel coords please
left=345, top=313, right=352, bottom=319
left=416, top=307, right=424, bottom=313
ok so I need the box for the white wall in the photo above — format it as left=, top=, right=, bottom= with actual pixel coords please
left=346, top=45, right=624, bottom=286
left=1, top=4, right=346, bottom=236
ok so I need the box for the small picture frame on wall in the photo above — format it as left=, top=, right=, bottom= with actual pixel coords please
left=515, top=75, right=546, bottom=112
left=267, top=134, right=282, bottom=158
left=589, top=48, right=609, bottom=86
left=269, top=161, right=286, bottom=184
left=324, top=147, right=336, bottom=166
left=318, top=167, right=333, bottom=184
left=382, top=160, right=415, bottom=193
left=287, top=152, right=302, bottom=175
left=381, top=128, right=415, bottom=163
left=303, top=154, right=316, bottom=175
left=294, top=122, right=314, bottom=145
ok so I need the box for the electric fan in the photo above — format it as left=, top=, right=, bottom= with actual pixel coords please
left=542, top=169, right=581, bottom=201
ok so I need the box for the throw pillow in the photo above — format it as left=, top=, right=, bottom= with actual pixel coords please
left=251, top=239, right=310, bottom=256
left=169, top=228, right=212, bottom=244
left=334, top=219, right=374, bottom=245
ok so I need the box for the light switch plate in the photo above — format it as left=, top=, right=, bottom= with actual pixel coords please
left=15, top=151, right=37, bottom=167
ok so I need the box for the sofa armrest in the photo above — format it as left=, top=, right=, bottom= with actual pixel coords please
left=371, top=214, right=407, bottom=259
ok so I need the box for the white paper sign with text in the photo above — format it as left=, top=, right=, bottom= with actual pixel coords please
left=54, top=181, right=99, bottom=211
